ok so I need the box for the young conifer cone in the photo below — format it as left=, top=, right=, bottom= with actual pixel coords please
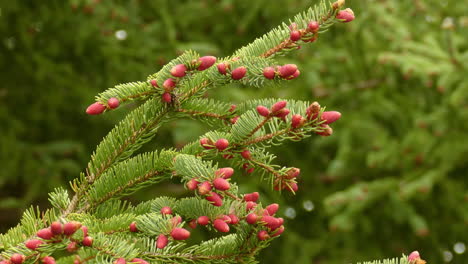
left=197, top=216, right=210, bottom=226
left=197, top=56, right=217, bottom=71
left=156, top=234, right=168, bottom=249
left=257, top=105, right=271, bottom=117
left=213, top=177, right=230, bottom=191
left=10, top=254, right=24, bottom=264
left=42, top=256, right=56, bottom=264
left=170, top=228, right=190, bottom=240
left=263, top=67, right=276, bottom=79
left=205, top=192, right=223, bottom=206
left=246, top=213, right=258, bottom=224
left=213, top=219, right=230, bottom=233
left=82, top=236, right=93, bottom=247
left=308, top=21, right=320, bottom=32
left=107, top=97, right=120, bottom=109
left=25, top=239, right=43, bottom=250
left=321, top=111, right=341, bottom=124
left=257, top=230, right=270, bottom=241
left=198, top=181, right=212, bottom=195
left=215, top=138, right=229, bottom=151
left=278, top=64, right=298, bottom=78
left=170, top=64, right=187, bottom=77
left=50, top=221, right=63, bottom=235
left=63, top=221, right=81, bottom=236
left=86, top=102, right=106, bottom=115
left=186, top=178, right=199, bottom=190
left=336, top=8, right=355, bottom=22
left=217, top=63, right=228, bottom=75
left=231, top=66, right=247, bottom=80
left=37, top=228, right=53, bottom=240
left=160, top=206, right=173, bottom=215
left=215, top=167, right=234, bottom=179
left=131, top=258, right=149, bottom=264
left=244, top=192, right=260, bottom=202
left=129, top=221, right=138, bottom=232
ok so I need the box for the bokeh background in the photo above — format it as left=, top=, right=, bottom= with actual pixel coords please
left=1, top=0, right=467, bottom=263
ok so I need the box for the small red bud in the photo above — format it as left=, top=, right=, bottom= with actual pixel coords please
left=240, top=150, right=251, bottom=160
left=160, top=206, right=173, bottom=215
left=291, top=114, right=305, bottom=128
left=50, top=222, right=63, bottom=236
left=156, top=234, right=168, bottom=249
left=257, top=230, right=270, bottom=241
left=290, top=30, right=301, bottom=41
left=107, top=97, right=120, bottom=109
left=198, top=56, right=217, bottom=71
left=81, top=226, right=88, bottom=237
left=286, top=70, right=300, bottom=80
left=205, top=192, right=223, bottom=206
left=66, top=241, right=78, bottom=252
left=308, top=21, right=320, bottom=32
left=263, top=67, right=276, bottom=79
left=170, top=64, right=187, bottom=77
left=82, top=236, right=93, bottom=247
left=230, top=116, right=239, bottom=124
left=217, top=63, right=228, bottom=75
left=336, top=8, right=355, bottom=23
left=131, top=258, right=149, bottom=264
left=321, top=111, right=341, bottom=124
left=271, top=225, right=285, bottom=237
left=215, top=138, right=229, bottom=151
left=246, top=201, right=257, bottom=211
left=289, top=182, right=299, bottom=192
left=163, top=78, right=176, bottom=91
left=213, top=178, right=230, bottom=191
left=197, top=216, right=210, bottom=226
left=25, top=239, right=43, bottom=250
left=129, top=221, right=138, bottom=232
left=198, top=181, right=212, bottom=195
left=316, top=125, right=333, bottom=136
left=274, top=108, right=290, bottom=119
left=289, top=23, right=297, bottom=30
left=64, top=221, right=81, bottom=236
left=408, top=251, right=420, bottom=262
left=261, top=216, right=281, bottom=230
left=150, top=79, right=159, bottom=88
left=170, top=227, right=190, bottom=240
left=277, top=217, right=284, bottom=226
left=42, top=256, right=56, bottom=264
left=265, top=204, right=279, bottom=215
left=231, top=66, right=247, bottom=80
left=246, top=213, right=258, bottom=224
left=188, top=219, right=197, bottom=229
left=200, top=138, right=214, bottom=149
left=243, top=192, right=259, bottom=202
left=86, top=102, right=106, bottom=115
left=37, top=228, right=53, bottom=240
left=278, top=64, right=298, bottom=78
left=257, top=105, right=271, bottom=117
left=229, top=104, right=237, bottom=112
left=114, top=258, right=127, bottom=264
left=213, top=219, right=230, bottom=233
left=228, top=214, right=240, bottom=225
left=215, top=167, right=234, bottom=179
left=10, top=254, right=24, bottom=264
left=186, top=178, right=200, bottom=190
left=246, top=167, right=255, bottom=174
left=271, top=101, right=287, bottom=113
left=286, top=168, right=300, bottom=179
left=306, top=102, right=321, bottom=120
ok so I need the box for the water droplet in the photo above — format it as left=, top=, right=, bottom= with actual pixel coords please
left=115, top=30, right=127, bottom=40
left=284, top=207, right=296, bottom=219
left=302, top=200, right=314, bottom=212
left=454, top=242, right=466, bottom=254
left=443, top=251, right=453, bottom=262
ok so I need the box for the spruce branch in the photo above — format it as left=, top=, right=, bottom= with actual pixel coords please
left=0, top=1, right=360, bottom=263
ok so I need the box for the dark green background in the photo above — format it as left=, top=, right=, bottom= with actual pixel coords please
left=1, top=0, right=467, bottom=263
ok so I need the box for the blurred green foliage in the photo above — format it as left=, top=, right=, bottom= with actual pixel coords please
left=0, top=0, right=467, bottom=263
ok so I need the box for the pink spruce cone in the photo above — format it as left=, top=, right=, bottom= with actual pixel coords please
left=205, top=192, right=223, bottom=206
left=156, top=234, right=168, bottom=249
left=231, top=66, right=247, bottom=80
left=408, top=251, right=420, bottom=262
left=215, top=167, right=234, bottom=179
left=257, top=105, right=271, bottom=117
left=336, top=8, right=355, bottom=23
left=213, top=178, right=230, bottom=191
left=86, top=102, right=106, bottom=115
left=213, top=219, right=230, bottom=233
left=170, top=64, right=187, bottom=77
left=197, top=56, right=217, bottom=71
left=107, top=97, right=120, bottom=109
left=263, top=67, right=276, bottom=79
left=170, top=228, right=190, bottom=240
left=321, top=111, right=341, bottom=124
